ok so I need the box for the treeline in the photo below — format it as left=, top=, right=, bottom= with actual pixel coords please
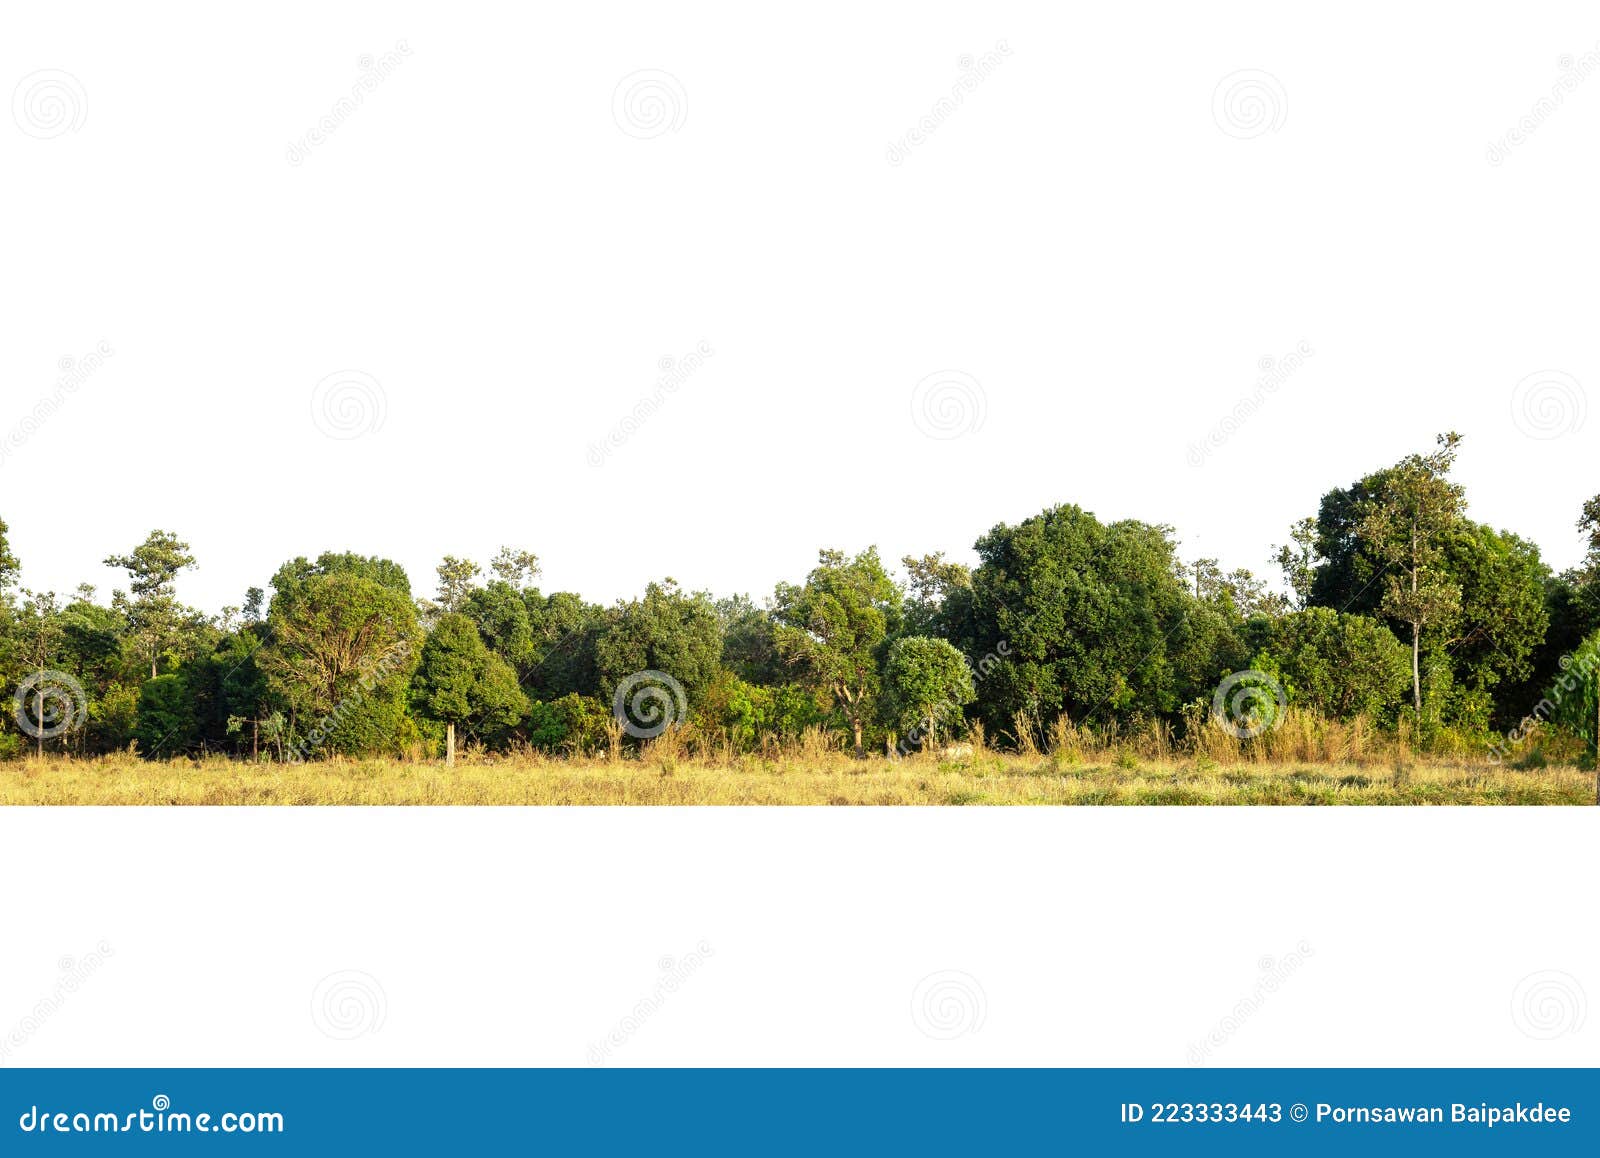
left=2, top=433, right=1598, bottom=763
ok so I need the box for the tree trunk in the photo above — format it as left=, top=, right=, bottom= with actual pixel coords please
left=446, top=722, right=456, bottom=767
left=850, top=717, right=863, bottom=760
left=252, top=717, right=259, bottom=763
left=1411, top=621, right=1422, bottom=713
left=35, top=692, right=42, bottom=759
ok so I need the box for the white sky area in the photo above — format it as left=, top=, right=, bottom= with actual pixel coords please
left=3, top=4, right=1596, bottom=614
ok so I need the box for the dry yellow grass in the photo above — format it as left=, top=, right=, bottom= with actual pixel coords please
left=0, top=751, right=1592, bottom=805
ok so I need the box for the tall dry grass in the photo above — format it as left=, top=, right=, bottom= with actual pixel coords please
left=0, top=744, right=1590, bottom=806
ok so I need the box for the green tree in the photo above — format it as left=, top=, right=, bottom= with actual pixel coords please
left=14, top=589, right=68, bottom=756
left=715, top=594, right=782, bottom=685
left=412, top=612, right=528, bottom=764
left=772, top=548, right=903, bottom=757
left=260, top=570, right=420, bottom=759
left=104, top=530, right=197, bottom=678
left=1356, top=434, right=1466, bottom=712
left=434, top=555, right=483, bottom=616
left=489, top=547, right=541, bottom=589
left=134, top=674, right=194, bottom=757
left=1255, top=608, right=1411, bottom=720
left=901, top=552, right=971, bottom=638
left=880, top=636, right=975, bottom=749
left=959, top=506, right=1190, bottom=736
left=594, top=580, right=723, bottom=708
left=1549, top=629, right=1600, bottom=801
left=0, top=517, right=18, bottom=595
left=269, top=552, right=412, bottom=599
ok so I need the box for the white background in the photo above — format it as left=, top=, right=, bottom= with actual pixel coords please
left=2, top=4, right=1597, bottom=1067
left=0, top=810, right=1594, bottom=1066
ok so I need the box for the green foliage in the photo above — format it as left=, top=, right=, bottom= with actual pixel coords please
left=413, top=612, right=529, bottom=743
left=434, top=555, right=483, bottom=615
left=960, top=506, right=1189, bottom=733
left=104, top=530, right=197, bottom=678
left=880, top=636, right=975, bottom=746
left=260, top=569, right=420, bottom=759
left=716, top=594, right=783, bottom=684
left=901, top=552, right=971, bottom=638
left=1, top=468, right=1593, bottom=765
left=134, top=674, right=195, bottom=756
left=1254, top=608, right=1410, bottom=721
left=1548, top=630, right=1600, bottom=761
left=772, top=547, right=902, bottom=755
left=269, top=552, right=412, bottom=599
left=0, top=517, right=18, bottom=594
left=527, top=693, right=611, bottom=753
left=594, top=580, right=723, bottom=704
left=522, top=591, right=606, bottom=701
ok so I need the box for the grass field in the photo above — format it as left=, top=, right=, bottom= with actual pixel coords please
left=0, top=751, right=1593, bottom=805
